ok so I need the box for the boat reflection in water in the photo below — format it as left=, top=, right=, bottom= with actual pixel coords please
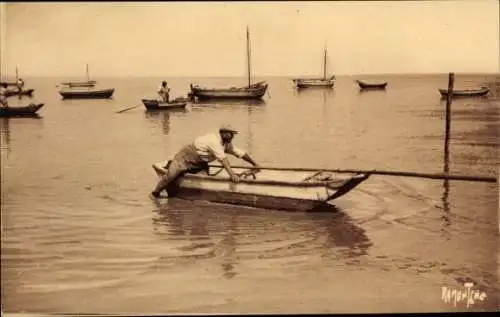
left=1, top=116, right=44, bottom=155
left=150, top=200, right=372, bottom=280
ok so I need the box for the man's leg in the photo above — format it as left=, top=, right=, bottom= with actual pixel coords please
left=151, top=160, right=185, bottom=197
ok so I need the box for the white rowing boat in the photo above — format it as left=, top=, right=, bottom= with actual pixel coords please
left=152, top=161, right=370, bottom=212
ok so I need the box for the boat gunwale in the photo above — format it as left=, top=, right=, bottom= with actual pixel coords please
left=438, top=87, right=490, bottom=95
left=153, top=164, right=366, bottom=188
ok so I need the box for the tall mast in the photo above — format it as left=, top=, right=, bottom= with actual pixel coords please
left=86, top=64, right=90, bottom=81
left=323, top=46, right=327, bottom=80
left=15, top=66, right=18, bottom=81
left=246, top=26, right=251, bottom=87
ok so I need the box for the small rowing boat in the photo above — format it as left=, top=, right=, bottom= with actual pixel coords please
left=356, top=80, right=387, bottom=90
left=438, top=87, right=490, bottom=98
left=141, top=99, right=187, bottom=110
left=152, top=162, right=370, bottom=212
left=0, top=103, right=44, bottom=117
left=59, top=88, right=115, bottom=99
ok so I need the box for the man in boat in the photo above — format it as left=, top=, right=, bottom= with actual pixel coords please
left=150, top=124, right=260, bottom=198
left=16, top=77, right=25, bottom=93
left=158, top=80, right=170, bottom=103
left=0, top=83, right=9, bottom=107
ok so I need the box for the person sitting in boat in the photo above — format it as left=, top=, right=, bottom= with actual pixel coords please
left=16, top=77, right=25, bottom=92
left=151, top=124, right=260, bottom=198
left=158, top=80, right=170, bottom=103
left=0, top=83, right=9, bottom=107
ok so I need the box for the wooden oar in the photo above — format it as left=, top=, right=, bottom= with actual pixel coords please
left=209, top=164, right=497, bottom=183
left=115, top=104, right=141, bottom=113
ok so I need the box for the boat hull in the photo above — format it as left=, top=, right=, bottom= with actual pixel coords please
left=189, top=82, right=268, bottom=100
left=5, top=88, right=35, bottom=98
left=0, top=103, right=44, bottom=117
left=141, top=99, right=187, bottom=110
left=356, top=80, right=387, bottom=90
left=438, top=87, right=489, bottom=98
left=59, top=88, right=114, bottom=99
left=152, top=162, right=369, bottom=212
left=294, top=78, right=334, bottom=89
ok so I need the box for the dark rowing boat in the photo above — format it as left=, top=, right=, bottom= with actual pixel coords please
left=141, top=99, right=188, bottom=110
left=59, top=88, right=115, bottom=99
left=0, top=103, right=44, bottom=117
left=356, top=80, right=388, bottom=90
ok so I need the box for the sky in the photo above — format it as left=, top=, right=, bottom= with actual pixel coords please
left=0, top=1, right=499, bottom=78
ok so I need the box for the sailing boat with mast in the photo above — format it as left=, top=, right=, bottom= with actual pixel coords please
left=3, top=66, right=35, bottom=97
left=188, top=27, right=268, bottom=101
left=293, top=46, right=335, bottom=89
left=60, top=64, right=97, bottom=88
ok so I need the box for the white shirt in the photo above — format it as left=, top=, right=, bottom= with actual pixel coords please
left=193, top=132, right=245, bottom=162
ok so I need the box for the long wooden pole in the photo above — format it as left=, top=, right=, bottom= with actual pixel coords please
left=210, top=164, right=497, bottom=183
left=445, top=73, right=454, bottom=140
left=441, top=73, right=454, bottom=211
left=246, top=26, right=251, bottom=87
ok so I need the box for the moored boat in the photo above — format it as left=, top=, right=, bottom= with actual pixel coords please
left=5, top=88, right=35, bottom=98
left=60, top=81, right=97, bottom=88
left=189, top=27, right=268, bottom=101
left=356, top=80, right=388, bottom=90
left=294, top=46, right=335, bottom=89
left=0, top=103, right=44, bottom=117
left=141, top=98, right=187, bottom=110
left=59, top=88, right=115, bottom=99
left=189, top=81, right=268, bottom=101
left=293, top=77, right=335, bottom=88
left=438, top=87, right=489, bottom=98
left=152, top=161, right=370, bottom=212
left=60, top=64, right=97, bottom=88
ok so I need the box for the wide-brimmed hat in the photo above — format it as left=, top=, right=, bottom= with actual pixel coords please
left=219, top=124, right=238, bottom=134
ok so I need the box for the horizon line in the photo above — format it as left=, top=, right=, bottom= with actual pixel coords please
left=1, top=71, right=499, bottom=79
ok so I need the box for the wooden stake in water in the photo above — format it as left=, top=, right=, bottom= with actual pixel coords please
left=442, top=72, right=454, bottom=215
left=445, top=72, right=454, bottom=144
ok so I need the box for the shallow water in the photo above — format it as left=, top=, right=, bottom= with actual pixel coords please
left=1, top=74, right=499, bottom=313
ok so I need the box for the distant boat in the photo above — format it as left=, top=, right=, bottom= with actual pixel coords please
left=59, top=88, right=114, bottom=99
left=0, top=81, right=17, bottom=87
left=1, top=66, right=22, bottom=86
left=438, top=87, right=490, bottom=98
left=2, top=67, right=35, bottom=96
left=356, top=80, right=388, bottom=90
left=5, top=88, right=35, bottom=98
left=0, top=103, right=44, bottom=117
left=141, top=99, right=187, bottom=111
left=189, top=27, right=268, bottom=101
left=60, top=64, right=97, bottom=88
left=293, top=46, right=335, bottom=89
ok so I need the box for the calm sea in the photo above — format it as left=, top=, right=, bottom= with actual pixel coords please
left=1, top=74, right=499, bottom=314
